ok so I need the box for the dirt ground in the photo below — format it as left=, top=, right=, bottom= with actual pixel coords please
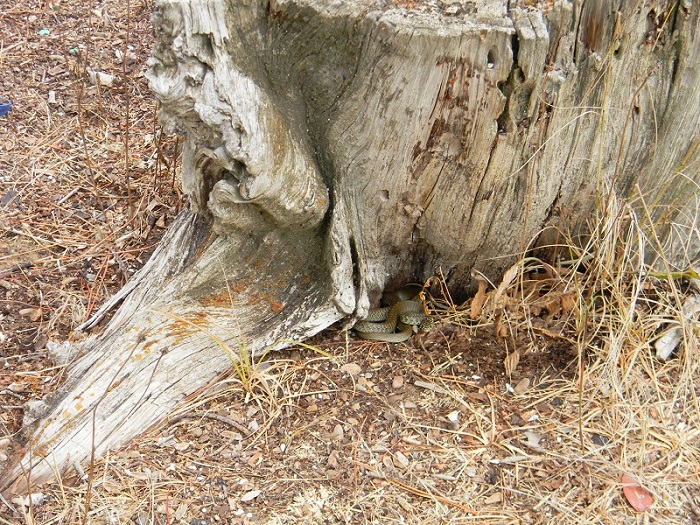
left=1, top=1, right=699, bottom=524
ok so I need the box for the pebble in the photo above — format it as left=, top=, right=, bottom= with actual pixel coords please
left=340, top=362, right=362, bottom=375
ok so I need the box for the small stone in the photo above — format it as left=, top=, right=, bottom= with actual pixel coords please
left=357, top=376, right=374, bottom=389
left=514, top=377, right=531, bottom=394
left=340, top=363, right=362, bottom=375
left=392, top=375, right=404, bottom=389
left=387, top=394, right=403, bottom=405
left=326, top=424, right=344, bottom=441
left=240, top=489, right=261, bottom=502
left=484, top=492, right=503, bottom=505
left=592, top=433, right=609, bottom=446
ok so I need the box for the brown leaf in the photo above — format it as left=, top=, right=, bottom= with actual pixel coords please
left=327, top=450, right=340, bottom=468
left=175, top=502, right=188, bottom=521
left=470, top=278, right=488, bottom=319
left=34, top=333, right=48, bottom=351
left=19, top=307, right=42, bottom=322
left=529, top=304, right=542, bottom=316
left=393, top=451, right=410, bottom=469
left=247, top=451, right=263, bottom=467
left=495, top=318, right=508, bottom=338
left=326, top=424, right=344, bottom=442
left=494, top=263, right=520, bottom=306
left=483, top=492, right=503, bottom=505
left=504, top=351, right=520, bottom=376
left=561, top=292, right=577, bottom=314
left=543, top=297, right=561, bottom=316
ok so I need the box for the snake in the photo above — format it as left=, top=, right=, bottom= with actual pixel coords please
left=354, top=287, right=433, bottom=343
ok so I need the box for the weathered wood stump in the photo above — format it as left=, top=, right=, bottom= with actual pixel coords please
left=3, top=0, right=700, bottom=494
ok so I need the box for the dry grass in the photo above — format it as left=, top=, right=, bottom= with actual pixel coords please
left=478, top=193, right=700, bottom=524
left=2, top=1, right=700, bottom=524
left=4, top=193, right=698, bottom=524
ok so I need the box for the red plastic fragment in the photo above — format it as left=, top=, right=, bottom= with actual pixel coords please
left=621, top=473, right=653, bottom=512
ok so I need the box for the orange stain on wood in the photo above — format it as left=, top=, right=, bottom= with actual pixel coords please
left=268, top=300, right=284, bottom=313
left=198, top=289, right=233, bottom=307
left=167, top=311, right=212, bottom=344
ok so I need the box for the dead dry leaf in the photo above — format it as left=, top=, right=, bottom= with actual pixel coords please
left=483, top=492, right=503, bottom=505
left=19, top=307, right=42, bottom=322
left=561, top=292, right=577, bottom=313
left=326, top=424, right=344, bottom=441
left=543, top=297, right=561, bottom=316
left=494, top=263, right=520, bottom=306
left=393, top=451, right=410, bottom=469
left=247, top=451, right=263, bottom=467
left=504, top=351, right=520, bottom=376
left=383, top=456, right=394, bottom=470
left=470, top=277, right=488, bottom=319
left=327, top=450, right=340, bottom=468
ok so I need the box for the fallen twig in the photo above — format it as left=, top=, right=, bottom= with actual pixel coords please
left=0, top=262, right=34, bottom=278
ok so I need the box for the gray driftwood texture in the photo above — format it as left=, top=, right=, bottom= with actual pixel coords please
left=3, top=0, right=700, bottom=494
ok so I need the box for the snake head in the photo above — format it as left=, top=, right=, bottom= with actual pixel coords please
left=418, top=316, right=435, bottom=333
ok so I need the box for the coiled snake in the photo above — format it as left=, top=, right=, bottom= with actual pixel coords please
left=354, top=286, right=433, bottom=343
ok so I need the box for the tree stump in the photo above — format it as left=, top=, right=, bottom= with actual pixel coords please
left=3, top=0, right=700, bottom=494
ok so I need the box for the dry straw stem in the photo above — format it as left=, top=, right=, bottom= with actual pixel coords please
left=483, top=191, right=698, bottom=519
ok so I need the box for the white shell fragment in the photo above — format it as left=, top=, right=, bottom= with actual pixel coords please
left=654, top=293, right=700, bottom=360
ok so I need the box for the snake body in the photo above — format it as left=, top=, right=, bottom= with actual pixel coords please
left=354, top=288, right=433, bottom=343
